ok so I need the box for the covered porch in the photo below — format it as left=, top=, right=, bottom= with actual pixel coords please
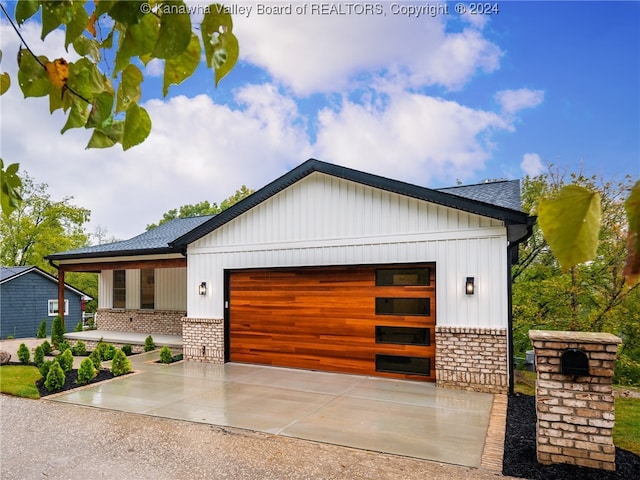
left=64, top=330, right=182, bottom=354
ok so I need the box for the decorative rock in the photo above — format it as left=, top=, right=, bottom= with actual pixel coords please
left=0, top=350, right=11, bottom=364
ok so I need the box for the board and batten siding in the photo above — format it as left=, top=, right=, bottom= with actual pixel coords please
left=187, top=173, right=508, bottom=328
left=99, top=267, right=187, bottom=310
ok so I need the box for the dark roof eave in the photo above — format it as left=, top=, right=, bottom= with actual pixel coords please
left=45, top=247, right=182, bottom=262
left=171, top=159, right=533, bottom=248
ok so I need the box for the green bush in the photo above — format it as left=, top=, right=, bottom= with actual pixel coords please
left=159, top=346, right=173, bottom=364
left=41, top=340, right=52, bottom=356
left=44, top=361, right=66, bottom=393
left=33, top=345, right=45, bottom=367
left=39, top=359, right=54, bottom=379
left=57, top=349, right=74, bottom=373
left=51, top=315, right=65, bottom=348
left=17, top=343, right=30, bottom=364
left=72, top=340, right=87, bottom=356
left=103, top=344, right=117, bottom=361
left=37, top=319, right=47, bottom=338
left=77, top=357, right=97, bottom=385
left=89, top=349, right=102, bottom=370
left=614, top=354, right=640, bottom=387
left=144, top=335, right=156, bottom=352
left=58, top=339, right=71, bottom=354
left=121, top=344, right=133, bottom=356
left=74, top=321, right=83, bottom=332
left=110, top=350, right=131, bottom=377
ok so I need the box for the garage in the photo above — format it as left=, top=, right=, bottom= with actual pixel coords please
left=227, top=264, right=436, bottom=381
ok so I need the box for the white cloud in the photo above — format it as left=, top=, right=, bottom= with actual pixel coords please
left=234, top=12, right=502, bottom=94
left=495, top=88, right=545, bottom=115
left=314, top=92, right=509, bottom=185
left=520, top=153, right=546, bottom=177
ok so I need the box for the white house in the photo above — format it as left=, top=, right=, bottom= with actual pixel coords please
left=47, top=159, right=534, bottom=393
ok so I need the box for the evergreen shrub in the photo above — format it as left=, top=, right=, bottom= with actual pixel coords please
left=33, top=345, right=44, bottom=367
left=17, top=343, right=30, bottom=364
left=51, top=315, right=65, bottom=348
left=37, top=319, right=47, bottom=338
left=41, top=340, right=52, bottom=356
left=144, top=335, right=155, bottom=352
left=44, top=361, right=65, bottom=393
left=121, top=344, right=132, bottom=356
left=89, top=349, right=101, bottom=370
left=57, top=349, right=74, bottom=373
left=39, top=360, right=54, bottom=379
left=72, top=340, right=87, bottom=356
left=159, top=346, right=172, bottom=364
left=77, top=358, right=97, bottom=385
left=111, top=350, right=131, bottom=376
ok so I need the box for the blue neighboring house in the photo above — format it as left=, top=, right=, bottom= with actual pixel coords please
left=0, top=266, right=92, bottom=339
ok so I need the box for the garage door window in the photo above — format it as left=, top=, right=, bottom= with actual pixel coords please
left=375, top=326, right=430, bottom=346
left=375, top=354, right=430, bottom=376
left=375, top=268, right=430, bottom=286
left=375, top=297, right=430, bottom=316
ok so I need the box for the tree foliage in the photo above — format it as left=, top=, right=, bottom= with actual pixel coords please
left=513, top=171, right=639, bottom=366
left=146, top=185, right=254, bottom=229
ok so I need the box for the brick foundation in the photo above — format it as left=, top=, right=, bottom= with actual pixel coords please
left=95, top=309, right=184, bottom=335
left=435, top=326, right=508, bottom=394
left=181, top=317, right=224, bottom=363
left=529, top=330, right=621, bottom=472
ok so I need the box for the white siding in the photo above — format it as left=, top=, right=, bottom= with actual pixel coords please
left=187, top=173, right=509, bottom=328
left=98, top=267, right=187, bottom=310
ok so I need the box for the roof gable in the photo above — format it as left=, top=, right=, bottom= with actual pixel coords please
left=171, top=159, right=533, bottom=248
left=0, top=266, right=92, bottom=299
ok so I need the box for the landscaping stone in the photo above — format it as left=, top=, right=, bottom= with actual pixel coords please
left=0, top=350, right=10, bottom=364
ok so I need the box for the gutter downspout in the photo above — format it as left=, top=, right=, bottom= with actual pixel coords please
left=506, top=220, right=536, bottom=394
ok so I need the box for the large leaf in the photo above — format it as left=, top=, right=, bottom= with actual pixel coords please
left=0, top=72, right=9, bottom=95
left=108, top=0, right=146, bottom=24
left=0, top=159, right=23, bottom=217
left=116, top=64, right=143, bottom=113
left=163, top=33, right=200, bottom=96
left=623, top=181, right=640, bottom=282
left=15, top=0, right=40, bottom=25
left=72, top=36, right=101, bottom=63
left=86, top=121, right=123, bottom=149
left=40, top=0, right=70, bottom=40
left=17, top=49, right=50, bottom=97
left=114, top=14, right=160, bottom=73
left=538, top=185, right=601, bottom=271
left=152, top=1, right=192, bottom=59
left=201, top=5, right=238, bottom=84
left=86, top=91, right=114, bottom=129
left=61, top=97, right=90, bottom=133
left=123, top=103, right=151, bottom=150
left=65, top=1, right=89, bottom=49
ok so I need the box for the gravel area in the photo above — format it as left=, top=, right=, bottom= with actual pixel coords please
left=0, top=395, right=512, bottom=480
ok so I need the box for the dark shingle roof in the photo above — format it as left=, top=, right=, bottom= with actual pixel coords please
left=46, top=215, right=214, bottom=260
left=0, top=266, right=32, bottom=282
left=0, top=266, right=92, bottom=298
left=436, top=180, right=522, bottom=211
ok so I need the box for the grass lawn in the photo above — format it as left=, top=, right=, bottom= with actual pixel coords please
left=514, top=369, right=640, bottom=455
left=0, top=365, right=41, bottom=399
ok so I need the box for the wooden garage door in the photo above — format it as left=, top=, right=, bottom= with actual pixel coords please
left=228, top=264, right=436, bottom=381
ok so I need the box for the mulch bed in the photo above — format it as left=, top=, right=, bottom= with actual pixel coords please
left=503, top=393, right=640, bottom=479
left=36, top=369, right=122, bottom=397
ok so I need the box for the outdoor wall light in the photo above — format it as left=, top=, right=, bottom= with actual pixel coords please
left=465, top=277, right=475, bottom=295
left=198, top=282, right=207, bottom=296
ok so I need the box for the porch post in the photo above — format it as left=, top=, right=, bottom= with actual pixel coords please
left=58, top=269, right=65, bottom=329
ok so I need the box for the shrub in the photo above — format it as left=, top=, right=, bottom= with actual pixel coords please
left=41, top=340, right=52, bottom=356
left=57, top=349, right=74, bottom=373
left=103, top=344, right=117, bottom=361
left=44, top=361, right=65, bottom=393
left=72, top=340, right=87, bottom=356
left=614, top=354, right=640, bottom=387
left=17, top=343, right=30, bottom=364
left=159, top=346, right=173, bottom=364
left=33, top=345, right=45, bottom=367
left=111, top=350, right=131, bottom=376
left=77, top=358, right=97, bottom=385
left=58, top=339, right=71, bottom=354
left=37, top=319, right=47, bottom=338
left=144, top=335, right=156, bottom=352
left=74, top=321, right=83, bottom=332
left=121, top=344, right=132, bottom=356
left=39, top=360, right=54, bottom=379
left=89, top=349, right=102, bottom=370
left=51, top=315, right=65, bottom=348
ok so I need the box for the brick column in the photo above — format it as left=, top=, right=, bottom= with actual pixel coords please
left=529, top=330, right=621, bottom=471
left=181, top=317, right=224, bottom=363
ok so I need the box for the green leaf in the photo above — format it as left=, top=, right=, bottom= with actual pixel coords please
left=152, top=1, right=192, bottom=59
left=86, top=124, right=122, bottom=149
left=61, top=97, right=90, bottom=133
left=163, top=33, right=200, bottom=96
left=116, top=64, right=143, bottom=113
left=114, top=14, right=160, bottom=73
left=623, top=181, right=640, bottom=282
left=108, top=0, right=146, bottom=24
left=0, top=159, right=23, bottom=217
left=72, top=36, right=101, bottom=63
left=41, top=1, right=70, bottom=40
left=201, top=6, right=238, bottom=85
left=538, top=185, right=602, bottom=272
left=86, top=91, right=114, bottom=129
left=15, top=0, right=40, bottom=25
left=65, top=2, right=89, bottom=49
left=0, top=73, right=10, bottom=95
left=67, top=58, right=111, bottom=102
left=17, top=49, right=50, bottom=97
left=123, top=103, right=151, bottom=150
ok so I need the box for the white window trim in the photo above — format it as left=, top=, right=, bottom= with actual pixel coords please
left=48, top=299, right=69, bottom=316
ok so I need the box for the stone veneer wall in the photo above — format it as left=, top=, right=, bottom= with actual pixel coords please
left=95, top=309, right=184, bottom=335
left=529, top=330, right=621, bottom=472
left=182, top=317, right=224, bottom=363
left=436, top=326, right=508, bottom=394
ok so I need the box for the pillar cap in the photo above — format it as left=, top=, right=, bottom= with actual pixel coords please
left=529, top=330, right=622, bottom=345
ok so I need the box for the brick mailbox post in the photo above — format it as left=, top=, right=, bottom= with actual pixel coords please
left=529, top=330, right=622, bottom=472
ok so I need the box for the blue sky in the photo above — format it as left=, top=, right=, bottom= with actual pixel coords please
left=1, top=1, right=638, bottom=240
